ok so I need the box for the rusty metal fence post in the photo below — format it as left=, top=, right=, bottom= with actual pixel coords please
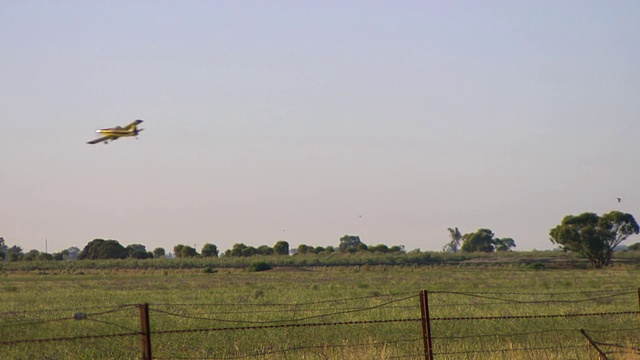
left=580, top=329, right=608, bottom=360
left=420, top=290, right=434, bottom=360
left=138, top=303, right=152, bottom=360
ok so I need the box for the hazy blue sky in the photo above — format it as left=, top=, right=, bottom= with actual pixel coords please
left=2, top=1, right=639, bottom=254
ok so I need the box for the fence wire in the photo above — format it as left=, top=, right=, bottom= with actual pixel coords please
left=0, top=289, right=638, bottom=359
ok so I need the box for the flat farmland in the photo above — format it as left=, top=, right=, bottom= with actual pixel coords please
left=1, top=265, right=639, bottom=359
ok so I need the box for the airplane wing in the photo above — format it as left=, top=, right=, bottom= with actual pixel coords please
left=86, top=135, right=117, bottom=144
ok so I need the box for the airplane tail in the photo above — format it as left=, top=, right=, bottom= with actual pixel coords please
left=130, top=120, right=143, bottom=135
left=126, top=119, right=144, bottom=130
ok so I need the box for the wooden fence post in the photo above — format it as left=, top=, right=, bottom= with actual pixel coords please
left=139, top=303, right=152, bottom=360
left=420, top=290, right=434, bottom=360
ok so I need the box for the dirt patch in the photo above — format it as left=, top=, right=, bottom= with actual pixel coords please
left=268, top=266, right=312, bottom=272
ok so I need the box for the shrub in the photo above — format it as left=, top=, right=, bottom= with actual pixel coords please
left=247, top=261, right=272, bottom=272
left=203, top=266, right=217, bottom=274
left=253, top=289, right=265, bottom=299
left=526, top=262, right=546, bottom=270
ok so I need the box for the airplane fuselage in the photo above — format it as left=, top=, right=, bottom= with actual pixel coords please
left=87, top=119, right=144, bottom=144
left=96, top=128, right=139, bottom=137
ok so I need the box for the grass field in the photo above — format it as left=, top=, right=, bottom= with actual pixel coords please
left=1, top=264, right=640, bottom=359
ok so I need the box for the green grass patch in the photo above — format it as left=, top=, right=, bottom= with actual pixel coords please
left=1, top=266, right=639, bottom=359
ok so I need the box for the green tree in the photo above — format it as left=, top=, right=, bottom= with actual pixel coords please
left=257, top=245, right=274, bottom=255
left=273, top=241, right=290, bottom=255
left=549, top=211, right=639, bottom=268
left=24, top=249, right=40, bottom=261
left=180, top=245, right=198, bottom=258
left=53, top=247, right=79, bottom=261
left=8, top=245, right=23, bottom=261
left=80, top=239, right=105, bottom=259
left=226, top=243, right=257, bottom=257
left=201, top=243, right=219, bottom=257
left=226, top=243, right=243, bottom=257
left=153, top=247, right=166, bottom=258
left=99, top=240, right=128, bottom=259
left=297, top=244, right=313, bottom=255
left=127, top=244, right=152, bottom=259
left=339, top=235, right=362, bottom=253
left=461, top=229, right=496, bottom=253
left=371, top=244, right=390, bottom=253
left=66, top=247, right=80, bottom=260
left=37, top=252, right=53, bottom=261
left=79, top=239, right=128, bottom=260
left=0, top=237, right=6, bottom=260
left=494, top=238, right=516, bottom=252
left=173, top=244, right=185, bottom=258
left=356, top=243, right=368, bottom=252
left=52, top=246, right=80, bottom=261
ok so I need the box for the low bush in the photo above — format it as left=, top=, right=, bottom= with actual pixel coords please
left=247, top=261, right=272, bottom=272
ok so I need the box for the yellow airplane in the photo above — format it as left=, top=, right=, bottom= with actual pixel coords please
left=86, top=119, right=144, bottom=144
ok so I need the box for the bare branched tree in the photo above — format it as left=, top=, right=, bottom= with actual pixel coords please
left=443, top=227, right=462, bottom=252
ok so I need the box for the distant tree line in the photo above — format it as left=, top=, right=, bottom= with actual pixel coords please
left=0, top=235, right=405, bottom=261
left=442, top=210, right=640, bottom=268
left=3, top=210, right=640, bottom=269
left=0, top=237, right=82, bottom=261
left=217, top=236, right=405, bottom=257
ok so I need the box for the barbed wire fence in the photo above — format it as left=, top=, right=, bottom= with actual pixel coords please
left=1, top=289, right=639, bottom=359
left=423, top=289, right=640, bottom=360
